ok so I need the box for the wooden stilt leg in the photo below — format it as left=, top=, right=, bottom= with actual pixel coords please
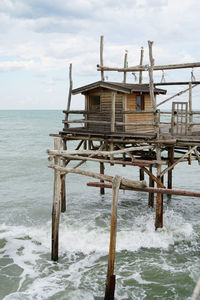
left=155, top=190, right=163, bottom=230
left=52, top=138, right=62, bottom=261
left=104, top=176, right=121, bottom=300
left=61, top=139, right=67, bottom=213
left=148, top=165, right=154, bottom=208
left=100, top=162, right=105, bottom=195
left=139, top=168, right=145, bottom=180
left=167, top=147, right=174, bottom=189
left=61, top=175, right=66, bottom=212
left=155, top=145, right=163, bottom=229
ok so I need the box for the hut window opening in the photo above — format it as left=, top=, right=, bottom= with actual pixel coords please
left=90, top=95, right=100, bottom=111
left=136, top=95, right=144, bottom=111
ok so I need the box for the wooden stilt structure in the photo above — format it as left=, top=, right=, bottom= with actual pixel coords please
left=48, top=36, right=200, bottom=297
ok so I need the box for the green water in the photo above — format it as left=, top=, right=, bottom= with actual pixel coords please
left=0, top=110, right=200, bottom=299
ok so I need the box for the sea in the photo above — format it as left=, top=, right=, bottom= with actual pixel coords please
left=0, top=110, right=200, bottom=300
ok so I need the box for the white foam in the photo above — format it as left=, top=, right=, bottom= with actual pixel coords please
left=0, top=207, right=195, bottom=300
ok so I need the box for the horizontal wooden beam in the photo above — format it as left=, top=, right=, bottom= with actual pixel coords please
left=49, top=164, right=147, bottom=189
left=51, top=154, right=151, bottom=167
left=87, top=182, right=200, bottom=197
left=97, top=62, right=200, bottom=72
left=155, top=81, right=200, bottom=86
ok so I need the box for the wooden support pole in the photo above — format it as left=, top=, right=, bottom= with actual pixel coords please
left=139, top=47, right=144, bottom=84
left=148, top=165, right=154, bottom=207
left=167, top=147, right=174, bottom=189
left=148, top=40, right=156, bottom=111
left=51, top=138, right=62, bottom=261
left=64, top=64, right=73, bottom=130
left=189, top=82, right=193, bottom=134
left=61, top=139, right=67, bottom=213
left=139, top=168, right=144, bottom=181
left=100, top=36, right=105, bottom=81
left=104, top=176, right=121, bottom=300
left=123, top=51, right=128, bottom=83
left=100, top=162, right=105, bottom=195
left=155, top=145, right=163, bottom=230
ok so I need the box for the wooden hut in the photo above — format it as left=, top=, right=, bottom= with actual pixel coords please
left=71, top=81, right=166, bottom=134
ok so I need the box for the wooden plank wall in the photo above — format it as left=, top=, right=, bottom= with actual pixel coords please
left=87, top=89, right=123, bottom=132
left=125, top=94, right=154, bottom=133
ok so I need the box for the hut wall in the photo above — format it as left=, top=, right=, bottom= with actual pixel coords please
left=86, top=89, right=123, bottom=132
left=125, top=94, right=154, bottom=133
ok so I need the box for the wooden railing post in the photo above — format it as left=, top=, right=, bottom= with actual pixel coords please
left=104, top=176, right=121, bottom=300
left=51, top=137, right=62, bottom=261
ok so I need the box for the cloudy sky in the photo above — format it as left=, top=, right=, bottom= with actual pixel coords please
left=1, top=0, right=200, bottom=109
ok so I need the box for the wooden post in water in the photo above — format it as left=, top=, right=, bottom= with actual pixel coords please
left=167, top=147, right=174, bottom=190
left=100, top=162, right=105, bottom=195
left=148, top=165, right=154, bottom=207
left=105, top=176, right=121, bottom=300
left=155, top=110, right=163, bottom=229
left=52, top=138, right=62, bottom=261
left=61, top=139, right=67, bottom=213
left=139, top=168, right=145, bottom=181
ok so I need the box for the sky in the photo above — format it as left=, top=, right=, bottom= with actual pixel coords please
left=1, top=0, right=200, bottom=110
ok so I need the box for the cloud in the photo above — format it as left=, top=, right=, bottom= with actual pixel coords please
left=1, top=0, right=200, bottom=109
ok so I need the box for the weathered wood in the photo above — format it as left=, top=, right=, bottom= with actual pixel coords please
left=49, top=165, right=147, bottom=189
left=155, top=81, right=200, bottom=86
left=111, top=93, right=116, bottom=132
left=139, top=168, right=144, bottom=181
left=148, top=41, right=156, bottom=111
left=139, top=47, right=144, bottom=84
left=116, top=121, right=155, bottom=126
left=64, top=64, right=73, bottom=130
left=97, top=61, right=200, bottom=72
left=122, top=110, right=154, bottom=114
left=57, top=154, right=150, bottom=167
left=161, top=146, right=197, bottom=177
left=141, top=166, right=165, bottom=188
left=47, top=145, right=154, bottom=157
left=87, top=182, right=200, bottom=197
left=123, top=51, right=128, bottom=83
left=194, top=148, right=200, bottom=165
left=148, top=165, right=154, bottom=207
left=105, top=176, right=121, bottom=300
left=100, top=162, right=105, bottom=195
left=61, top=139, right=67, bottom=213
left=157, top=83, right=198, bottom=107
left=73, top=143, right=105, bottom=169
left=167, top=147, right=174, bottom=189
left=63, top=119, right=111, bottom=124
left=100, top=36, right=104, bottom=81
left=155, top=145, right=163, bottom=229
left=51, top=138, right=62, bottom=261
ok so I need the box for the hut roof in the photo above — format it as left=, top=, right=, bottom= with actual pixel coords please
left=72, top=81, right=167, bottom=95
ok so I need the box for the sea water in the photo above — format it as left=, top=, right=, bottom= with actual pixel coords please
left=0, top=110, right=200, bottom=300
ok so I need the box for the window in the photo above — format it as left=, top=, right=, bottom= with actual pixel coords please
left=90, top=95, right=100, bottom=111
left=136, top=95, right=144, bottom=111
